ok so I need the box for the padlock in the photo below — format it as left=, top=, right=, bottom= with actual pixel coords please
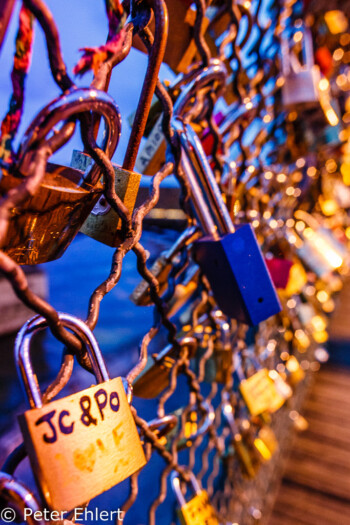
left=291, top=210, right=347, bottom=277
left=192, top=310, right=233, bottom=383
left=253, top=425, right=279, bottom=462
left=162, top=400, right=214, bottom=450
left=235, top=355, right=287, bottom=416
left=131, top=225, right=200, bottom=306
left=0, top=471, right=45, bottom=525
left=15, top=313, right=146, bottom=511
left=0, top=88, right=121, bottom=264
left=133, top=336, right=198, bottom=398
left=281, top=26, right=321, bottom=109
left=222, top=399, right=258, bottom=479
left=172, top=117, right=281, bottom=325
left=132, top=0, right=210, bottom=73
left=284, top=355, right=305, bottom=386
left=265, top=256, right=293, bottom=289
left=70, top=150, right=141, bottom=247
left=171, top=471, right=220, bottom=525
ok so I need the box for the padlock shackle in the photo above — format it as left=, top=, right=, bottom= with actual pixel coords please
left=173, top=118, right=235, bottom=237
left=18, top=88, right=122, bottom=186
left=15, top=313, right=110, bottom=409
left=173, top=59, right=227, bottom=119
left=0, top=472, right=45, bottom=525
left=171, top=470, right=202, bottom=508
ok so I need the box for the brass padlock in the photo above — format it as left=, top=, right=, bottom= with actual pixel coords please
left=0, top=471, right=45, bottom=525
left=222, top=399, right=259, bottom=479
left=237, top=359, right=287, bottom=416
left=0, top=88, right=121, bottom=264
left=71, top=150, right=141, bottom=247
left=133, top=336, right=198, bottom=398
left=162, top=400, right=214, bottom=450
left=131, top=225, right=200, bottom=306
left=15, top=313, right=146, bottom=511
left=171, top=471, right=220, bottom=525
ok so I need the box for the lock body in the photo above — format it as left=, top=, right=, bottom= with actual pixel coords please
left=19, top=377, right=146, bottom=511
left=71, top=150, right=141, bottom=247
left=282, top=67, right=320, bottom=108
left=0, top=163, right=102, bottom=264
left=178, top=490, right=220, bottom=525
left=193, top=224, right=281, bottom=325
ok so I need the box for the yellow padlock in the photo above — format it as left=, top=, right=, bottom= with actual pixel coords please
left=16, top=313, right=146, bottom=511
left=239, top=368, right=287, bottom=416
left=171, top=471, right=220, bottom=525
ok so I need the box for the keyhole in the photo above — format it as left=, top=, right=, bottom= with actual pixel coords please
left=258, top=297, right=263, bottom=303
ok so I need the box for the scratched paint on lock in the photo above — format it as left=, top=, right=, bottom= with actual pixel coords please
left=18, top=377, right=146, bottom=511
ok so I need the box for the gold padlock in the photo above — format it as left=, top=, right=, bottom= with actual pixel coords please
left=16, top=313, right=146, bottom=511
left=239, top=368, right=287, bottom=416
left=1, top=88, right=121, bottom=264
left=71, top=150, right=141, bottom=247
left=171, top=471, right=220, bottom=525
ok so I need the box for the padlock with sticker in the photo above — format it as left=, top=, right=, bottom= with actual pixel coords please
left=15, top=313, right=146, bottom=511
left=0, top=88, right=121, bottom=264
left=70, top=150, right=141, bottom=247
left=171, top=471, right=220, bottom=525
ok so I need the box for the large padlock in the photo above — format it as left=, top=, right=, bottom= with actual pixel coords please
left=15, top=313, right=146, bottom=511
left=172, top=117, right=281, bottom=325
left=0, top=472, right=44, bottom=525
left=281, top=26, right=321, bottom=109
left=171, top=471, right=220, bottom=525
left=70, top=150, right=141, bottom=247
left=0, top=88, right=121, bottom=264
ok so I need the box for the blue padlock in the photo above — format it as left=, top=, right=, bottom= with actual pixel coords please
left=172, top=118, right=281, bottom=326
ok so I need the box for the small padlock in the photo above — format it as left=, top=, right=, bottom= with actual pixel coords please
left=16, top=313, right=146, bottom=511
left=173, top=117, right=281, bottom=325
left=0, top=471, right=44, bottom=525
left=163, top=401, right=214, bottom=450
left=133, top=336, right=198, bottom=398
left=70, top=150, right=141, bottom=247
left=131, top=225, right=200, bottom=306
left=236, top=357, right=287, bottom=416
left=0, top=88, right=121, bottom=264
left=281, top=26, right=321, bottom=109
left=222, top=399, right=259, bottom=479
left=191, top=310, right=233, bottom=383
left=292, top=210, right=347, bottom=277
left=265, top=256, right=293, bottom=289
left=171, top=471, right=220, bottom=525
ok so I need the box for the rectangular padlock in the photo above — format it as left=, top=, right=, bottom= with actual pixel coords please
left=173, top=118, right=281, bottom=326
left=16, top=314, right=146, bottom=511
left=71, top=150, right=141, bottom=246
left=239, top=368, right=286, bottom=416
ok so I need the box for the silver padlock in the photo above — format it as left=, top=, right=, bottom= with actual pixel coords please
left=15, top=313, right=146, bottom=511
left=281, top=26, right=321, bottom=109
left=0, top=471, right=44, bottom=525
